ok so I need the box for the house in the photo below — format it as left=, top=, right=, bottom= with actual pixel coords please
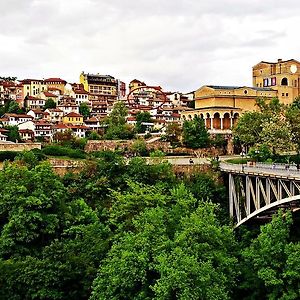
left=24, top=96, right=46, bottom=110
left=20, top=79, right=46, bottom=97
left=34, top=120, right=53, bottom=140
left=52, top=123, right=70, bottom=134
left=63, top=112, right=84, bottom=125
left=57, top=101, right=79, bottom=115
left=44, top=108, right=64, bottom=123
left=0, top=133, right=7, bottom=142
left=44, top=78, right=67, bottom=94
left=19, top=129, right=34, bottom=141
left=27, top=109, right=44, bottom=120
left=68, top=124, right=89, bottom=138
left=3, top=113, right=33, bottom=126
left=40, top=91, right=59, bottom=104
left=84, top=116, right=101, bottom=131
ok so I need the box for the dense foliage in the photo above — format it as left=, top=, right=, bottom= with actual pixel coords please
left=0, top=151, right=299, bottom=299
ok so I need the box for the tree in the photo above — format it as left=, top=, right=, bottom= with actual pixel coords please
left=7, top=101, right=21, bottom=113
left=131, top=139, right=147, bottom=156
left=79, top=103, right=90, bottom=119
left=286, top=99, right=300, bottom=154
left=44, top=98, right=56, bottom=110
left=233, top=97, right=293, bottom=155
left=238, top=210, right=300, bottom=300
left=4, top=125, right=21, bottom=142
left=164, top=122, right=182, bottom=146
left=135, top=111, right=152, bottom=133
left=104, top=101, right=134, bottom=140
left=182, top=116, right=209, bottom=148
left=107, top=101, right=127, bottom=126
left=90, top=184, right=238, bottom=300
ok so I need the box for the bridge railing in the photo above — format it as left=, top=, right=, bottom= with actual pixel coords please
left=219, top=162, right=300, bottom=179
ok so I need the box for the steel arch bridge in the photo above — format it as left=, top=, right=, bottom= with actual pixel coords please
left=220, top=162, right=300, bottom=227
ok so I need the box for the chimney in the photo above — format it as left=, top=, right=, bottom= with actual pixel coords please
left=278, top=58, right=282, bottom=63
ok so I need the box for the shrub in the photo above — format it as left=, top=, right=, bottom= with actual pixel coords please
left=0, top=151, right=20, bottom=161
left=42, top=145, right=86, bottom=159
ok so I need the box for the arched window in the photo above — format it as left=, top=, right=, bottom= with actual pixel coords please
left=281, top=78, right=288, bottom=86
left=205, top=113, right=211, bottom=129
left=213, top=112, right=221, bottom=129
left=223, top=113, right=231, bottom=129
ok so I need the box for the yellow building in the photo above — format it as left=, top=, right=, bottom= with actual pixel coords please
left=80, top=72, right=118, bottom=102
left=253, top=59, right=300, bottom=105
left=181, top=85, right=277, bottom=132
left=128, top=79, right=146, bottom=92
left=62, top=112, right=84, bottom=125
left=44, top=78, right=67, bottom=94
left=21, top=79, right=47, bottom=97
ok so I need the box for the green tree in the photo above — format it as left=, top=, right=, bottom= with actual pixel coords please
left=286, top=99, right=300, bottom=154
left=131, top=138, right=147, bottom=156
left=182, top=116, right=209, bottom=148
left=233, top=97, right=293, bottom=154
left=4, top=125, right=21, bottom=142
left=90, top=184, right=238, bottom=300
left=238, top=210, right=300, bottom=300
left=164, top=122, right=182, bottom=146
left=104, top=102, right=134, bottom=140
left=44, top=98, right=56, bottom=109
left=79, top=102, right=90, bottom=119
left=7, top=101, right=21, bottom=113
left=135, top=111, right=152, bottom=133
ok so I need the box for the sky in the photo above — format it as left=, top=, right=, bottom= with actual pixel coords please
left=1, top=0, right=300, bottom=93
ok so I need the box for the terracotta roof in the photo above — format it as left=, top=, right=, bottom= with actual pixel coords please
left=74, top=89, right=89, bottom=94
left=29, top=109, right=43, bottom=114
left=85, top=117, right=99, bottom=123
left=127, top=117, right=136, bottom=121
left=19, top=129, right=34, bottom=134
left=26, top=96, right=39, bottom=100
left=47, top=108, right=63, bottom=113
left=4, top=113, right=33, bottom=118
left=44, top=78, right=66, bottom=83
left=64, top=112, right=83, bottom=118
left=68, top=125, right=89, bottom=130
left=53, top=123, right=69, bottom=129
left=43, top=91, right=58, bottom=97
left=0, top=128, right=9, bottom=133
left=48, top=87, right=61, bottom=91
left=171, top=113, right=181, bottom=118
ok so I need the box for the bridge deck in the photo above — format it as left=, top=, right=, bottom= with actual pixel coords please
left=220, top=162, right=300, bottom=180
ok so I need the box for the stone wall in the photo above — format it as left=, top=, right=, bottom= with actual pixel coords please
left=0, top=143, right=41, bottom=151
left=85, top=140, right=225, bottom=157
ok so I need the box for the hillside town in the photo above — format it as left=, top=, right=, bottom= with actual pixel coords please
left=0, top=58, right=300, bottom=143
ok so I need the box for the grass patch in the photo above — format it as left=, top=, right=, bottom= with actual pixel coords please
left=225, top=158, right=249, bottom=164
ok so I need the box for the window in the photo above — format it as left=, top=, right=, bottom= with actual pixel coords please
left=281, top=78, right=288, bottom=86
left=282, top=93, right=285, bottom=97
left=286, top=93, right=289, bottom=97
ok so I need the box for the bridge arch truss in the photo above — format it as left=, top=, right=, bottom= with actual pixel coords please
left=228, top=172, right=300, bottom=227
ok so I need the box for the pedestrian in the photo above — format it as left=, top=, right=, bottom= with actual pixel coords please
left=189, top=158, right=194, bottom=164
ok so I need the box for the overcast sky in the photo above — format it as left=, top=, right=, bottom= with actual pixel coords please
left=1, top=0, right=300, bottom=92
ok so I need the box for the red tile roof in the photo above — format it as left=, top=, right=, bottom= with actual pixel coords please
left=44, top=78, right=66, bottom=83
left=43, top=91, right=58, bottom=97
left=64, top=112, right=83, bottom=118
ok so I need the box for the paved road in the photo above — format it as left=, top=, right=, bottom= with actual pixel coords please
left=220, top=162, right=300, bottom=179
left=162, top=155, right=238, bottom=166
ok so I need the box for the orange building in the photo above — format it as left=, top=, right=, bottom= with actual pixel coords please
left=252, top=59, right=300, bottom=105
left=181, top=85, right=277, bottom=132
